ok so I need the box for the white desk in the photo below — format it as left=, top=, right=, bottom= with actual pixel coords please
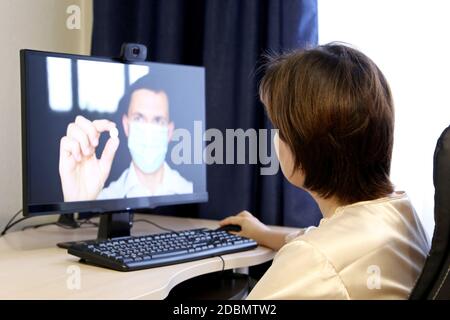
left=0, top=214, right=297, bottom=299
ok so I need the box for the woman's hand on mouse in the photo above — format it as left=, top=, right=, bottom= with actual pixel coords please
left=219, top=211, right=271, bottom=245
left=219, top=210, right=296, bottom=251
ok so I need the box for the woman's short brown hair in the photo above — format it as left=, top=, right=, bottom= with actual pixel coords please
left=260, top=43, right=394, bottom=204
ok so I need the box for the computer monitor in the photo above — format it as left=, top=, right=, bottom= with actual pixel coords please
left=20, top=49, right=207, bottom=242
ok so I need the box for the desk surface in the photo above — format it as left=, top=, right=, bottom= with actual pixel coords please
left=0, top=214, right=297, bottom=300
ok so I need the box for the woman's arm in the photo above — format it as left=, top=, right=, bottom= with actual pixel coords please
left=219, top=211, right=298, bottom=251
left=257, top=229, right=295, bottom=251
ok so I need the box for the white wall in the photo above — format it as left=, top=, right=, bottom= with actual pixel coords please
left=318, top=0, right=450, bottom=238
left=0, top=0, right=92, bottom=229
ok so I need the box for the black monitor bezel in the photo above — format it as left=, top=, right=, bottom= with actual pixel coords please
left=20, top=49, right=208, bottom=218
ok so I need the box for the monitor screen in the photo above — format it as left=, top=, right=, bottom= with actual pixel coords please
left=21, top=50, right=207, bottom=216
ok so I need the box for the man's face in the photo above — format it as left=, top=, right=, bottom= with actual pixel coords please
left=122, top=89, right=174, bottom=140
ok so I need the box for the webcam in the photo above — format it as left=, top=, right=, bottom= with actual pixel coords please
left=120, top=43, right=148, bottom=62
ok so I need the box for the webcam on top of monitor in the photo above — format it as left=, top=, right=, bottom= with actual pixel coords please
left=120, top=43, right=148, bottom=62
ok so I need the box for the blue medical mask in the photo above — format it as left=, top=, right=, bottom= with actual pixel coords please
left=127, top=122, right=169, bottom=174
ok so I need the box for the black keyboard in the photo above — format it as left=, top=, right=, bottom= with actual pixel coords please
left=67, top=228, right=258, bottom=271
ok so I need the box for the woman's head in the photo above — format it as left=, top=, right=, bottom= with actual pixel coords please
left=260, top=43, right=394, bottom=204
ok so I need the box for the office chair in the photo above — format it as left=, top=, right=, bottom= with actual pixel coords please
left=409, top=125, right=450, bottom=299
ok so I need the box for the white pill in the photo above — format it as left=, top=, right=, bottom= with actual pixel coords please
left=110, top=127, right=119, bottom=138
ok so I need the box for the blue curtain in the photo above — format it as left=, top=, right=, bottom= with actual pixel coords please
left=91, top=0, right=322, bottom=229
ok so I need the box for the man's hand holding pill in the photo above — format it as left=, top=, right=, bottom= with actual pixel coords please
left=59, top=115, right=120, bottom=202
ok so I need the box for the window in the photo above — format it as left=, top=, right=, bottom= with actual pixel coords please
left=47, top=57, right=73, bottom=112
left=77, top=60, right=125, bottom=113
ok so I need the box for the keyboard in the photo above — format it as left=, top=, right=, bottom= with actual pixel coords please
left=67, top=228, right=258, bottom=271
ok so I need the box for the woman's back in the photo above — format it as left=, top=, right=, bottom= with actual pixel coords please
left=247, top=192, right=430, bottom=299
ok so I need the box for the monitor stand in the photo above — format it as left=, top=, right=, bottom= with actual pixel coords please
left=56, top=212, right=133, bottom=249
left=57, top=213, right=79, bottom=229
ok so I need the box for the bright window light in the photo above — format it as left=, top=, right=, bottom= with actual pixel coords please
left=318, top=0, right=450, bottom=238
left=46, top=57, right=73, bottom=112
left=129, top=64, right=150, bottom=85
left=77, top=60, right=125, bottom=113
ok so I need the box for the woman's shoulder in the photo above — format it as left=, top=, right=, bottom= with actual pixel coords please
left=297, top=193, right=428, bottom=272
left=275, top=193, right=429, bottom=298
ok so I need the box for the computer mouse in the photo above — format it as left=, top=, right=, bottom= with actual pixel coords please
left=216, top=224, right=242, bottom=233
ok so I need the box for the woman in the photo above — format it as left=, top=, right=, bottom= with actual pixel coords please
left=220, top=43, right=430, bottom=299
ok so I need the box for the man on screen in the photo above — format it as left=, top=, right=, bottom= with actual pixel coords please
left=59, top=77, right=193, bottom=202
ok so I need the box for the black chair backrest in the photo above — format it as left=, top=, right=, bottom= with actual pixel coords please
left=410, top=125, right=450, bottom=299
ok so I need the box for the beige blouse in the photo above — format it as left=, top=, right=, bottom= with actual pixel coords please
left=247, top=192, right=430, bottom=299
